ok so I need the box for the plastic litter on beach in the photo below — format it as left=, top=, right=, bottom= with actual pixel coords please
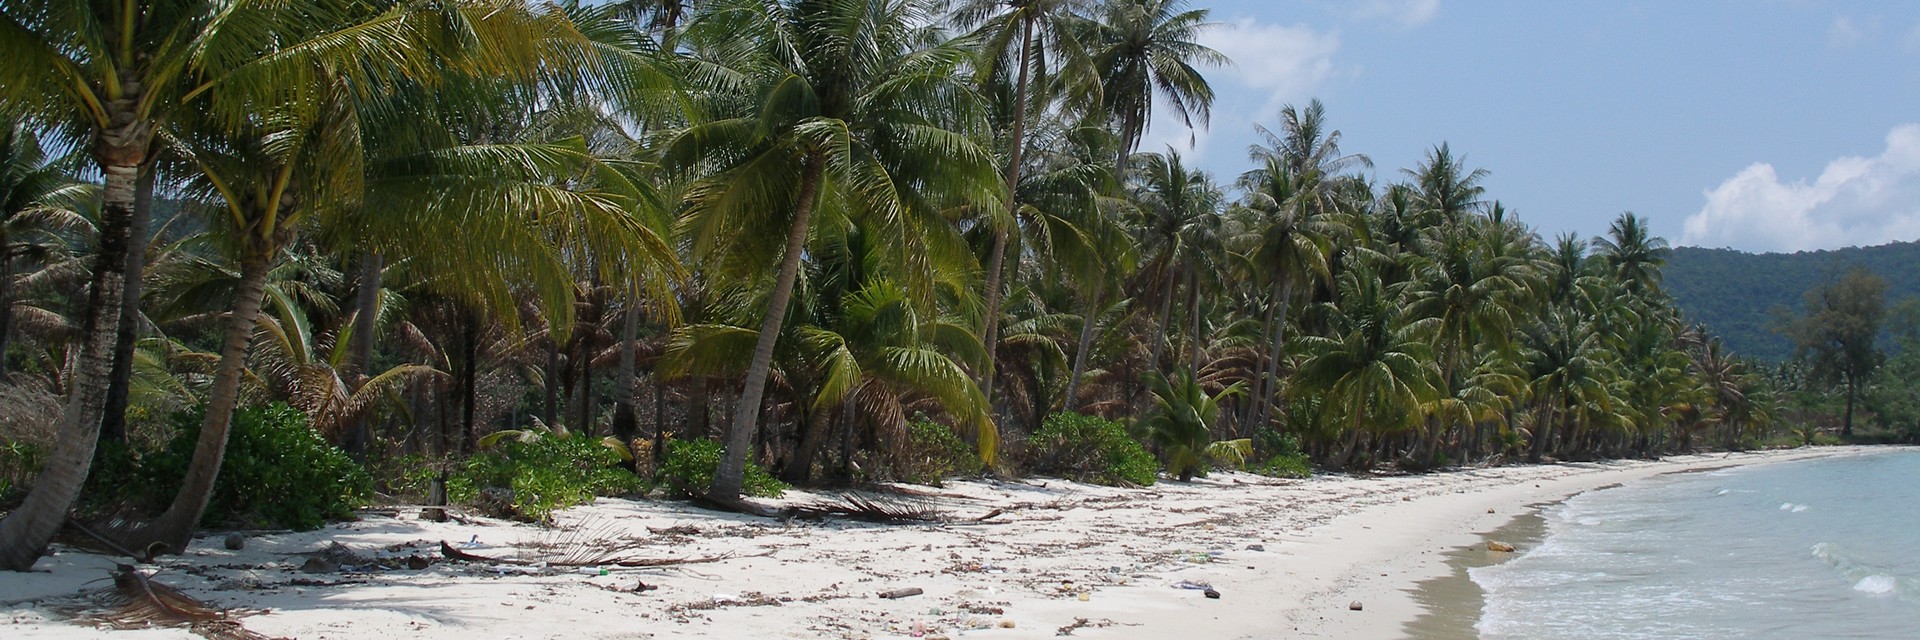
left=1171, top=580, right=1213, bottom=590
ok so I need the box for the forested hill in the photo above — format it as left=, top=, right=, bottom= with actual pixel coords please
left=1664, top=241, right=1920, bottom=361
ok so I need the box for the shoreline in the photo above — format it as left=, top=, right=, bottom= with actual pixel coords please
left=0, top=446, right=1892, bottom=640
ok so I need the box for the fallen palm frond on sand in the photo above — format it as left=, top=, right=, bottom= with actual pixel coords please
left=71, top=565, right=278, bottom=640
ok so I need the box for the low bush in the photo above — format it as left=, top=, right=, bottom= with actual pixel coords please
left=451, top=432, right=643, bottom=523
left=895, top=418, right=983, bottom=485
left=656, top=438, right=786, bottom=498
left=0, top=440, right=45, bottom=507
left=1026, top=412, right=1156, bottom=486
left=92, top=403, right=373, bottom=530
left=1249, top=429, right=1312, bottom=479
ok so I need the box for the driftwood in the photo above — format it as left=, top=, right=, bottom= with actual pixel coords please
left=438, top=541, right=767, bottom=568
left=876, top=587, right=923, bottom=599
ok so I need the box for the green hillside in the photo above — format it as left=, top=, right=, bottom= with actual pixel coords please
left=1664, top=241, right=1920, bottom=361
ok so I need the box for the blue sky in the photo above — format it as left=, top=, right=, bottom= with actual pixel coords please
left=1139, top=0, right=1920, bottom=253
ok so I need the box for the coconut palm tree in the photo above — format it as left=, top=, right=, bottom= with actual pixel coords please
left=947, top=0, right=1098, bottom=407
left=1081, top=0, right=1225, bottom=171
left=1139, top=368, right=1241, bottom=481
left=1293, top=264, right=1441, bottom=469
left=1405, top=143, right=1488, bottom=229
left=0, top=124, right=89, bottom=381
left=668, top=0, right=1001, bottom=500
left=1128, top=149, right=1220, bottom=377
left=1591, top=211, right=1669, bottom=298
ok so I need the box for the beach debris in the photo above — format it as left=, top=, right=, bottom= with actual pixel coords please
left=438, top=540, right=763, bottom=569
left=223, top=534, right=245, bottom=551
left=1246, top=544, right=1265, bottom=552
left=633, top=581, right=658, bottom=593
left=77, top=564, right=278, bottom=640
left=1487, top=508, right=1496, bottom=514
left=647, top=524, right=701, bottom=536
left=999, top=619, right=1017, bottom=628
left=299, top=557, right=338, bottom=574
left=1057, top=617, right=1103, bottom=635
left=1203, top=588, right=1221, bottom=599
left=1171, top=580, right=1213, bottom=591
left=1487, top=541, right=1516, bottom=553
left=878, top=587, right=925, bottom=599
left=1349, top=601, right=1364, bottom=611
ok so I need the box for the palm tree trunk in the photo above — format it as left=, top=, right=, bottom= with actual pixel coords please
left=123, top=246, right=273, bottom=556
left=979, top=16, right=1037, bottom=409
left=460, top=309, right=479, bottom=452
left=1843, top=374, right=1857, bottom=438
left=710, top=158, right=825, bottom=500
left=1528, top=401, right=1555, bottom=462
left=612, top=291, right=641, bottom=448
left=781, top=405, right=831, bottom=485
left=0, top=161, right=138, bottom=570
left=0, top=237, right=13, bottom=380
left=1186, top=268, right=1203, bottom=375
left=100, top=163, right=155, bottom=443
left=1146, top=265, right=1178, bottom=376
left=1255, top=279, right=1293, bottom=429
left=543, top=336, right=560, bottom=428
left=1064, top=286, right=1101, bottom=413
left=345, top=251, right=381, bottom=458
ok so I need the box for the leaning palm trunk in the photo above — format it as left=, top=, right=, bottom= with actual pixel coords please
left=0, top=237, right=12, bottom=380
left=1145, top=265, right=1178, bottom=377
left=710, top=158, right=824, bottom=500
left=121, top=248, right=273, bottom=555
left=0, top=161, right=139, bottom=570
left=1063, top=286, right=1101, bottom=412
left=978, top=17, right=1037, bottom=409
left=1254, top=279, right=1293, bottom=429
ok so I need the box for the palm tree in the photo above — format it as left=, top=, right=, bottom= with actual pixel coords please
left=1129, top=149, right=1220, bottom=376
left=1234, top=100, right=1366, bottom=431
left=115, top=2, right=681, bottom=554
left=1082, top=0, right=1225, bottom=172
left=669, top=0, right=1001, bottom=500
left=1591, top=211, right=1669, bottom=298
left=1293, top=264, right=1441, bottom=469
left=1405, top=143, right=1488, bottom=229
left=0, top=123, right=88, bottom=381
left=948, top=0, right=1097, bottom=408
left=1139, top=368, right=1241, bottom=481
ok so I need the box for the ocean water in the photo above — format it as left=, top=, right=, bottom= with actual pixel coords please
left=1472, top=449, right=1920, bottom=639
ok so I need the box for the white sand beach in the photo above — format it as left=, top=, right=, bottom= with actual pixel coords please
left=0, top=447, right=1868, bottom=640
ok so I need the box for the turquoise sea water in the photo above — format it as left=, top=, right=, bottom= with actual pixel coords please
left=1472, top=449, right=1920, bottom=639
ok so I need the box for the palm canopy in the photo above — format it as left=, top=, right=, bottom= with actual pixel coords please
left=667, top=0, right=1003, bottom=498
left=1080, top=0, right=1225, bottom=163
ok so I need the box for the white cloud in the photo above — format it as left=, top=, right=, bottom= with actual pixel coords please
left=1827, top=15, right=1876, bottom=48
left=1353, top=0, right=1440, bottom=30
left=1681, top=124, right=1920, bottom=252
left=1140, top=18, right=1341, bottom=167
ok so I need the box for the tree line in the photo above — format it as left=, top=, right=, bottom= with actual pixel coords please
left=0, top=0, right=1851, bottom=571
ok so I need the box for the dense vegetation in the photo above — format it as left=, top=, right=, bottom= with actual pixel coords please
left=0, top=0, right=1907, bottom=572
left=1665, top=241, right=1920, bottom=361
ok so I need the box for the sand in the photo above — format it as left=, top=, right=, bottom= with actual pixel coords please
left=0, top=446, right=1870, bottom=640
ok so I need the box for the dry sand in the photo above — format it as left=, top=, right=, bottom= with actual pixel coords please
left=0, top=446, right=1867, bottom=639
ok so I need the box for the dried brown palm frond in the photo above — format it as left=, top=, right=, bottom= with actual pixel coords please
left=805, top=492, right=945, bottom=523
left=78, top=565, right=278, bottom=640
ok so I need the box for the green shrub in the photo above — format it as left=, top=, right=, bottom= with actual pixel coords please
left=1026, top=412, right=1157, bottom=486
left=657, top=438, right=786, bottom=498
left=99, top=403, right=373, bottom=530
left=0, top=440, right=45, bottom=506
left=1249, top=429, right=1312, bottom=479
left=451, top=433, right=643, bottom=523
left=897, top=418, right=983, bottom=485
